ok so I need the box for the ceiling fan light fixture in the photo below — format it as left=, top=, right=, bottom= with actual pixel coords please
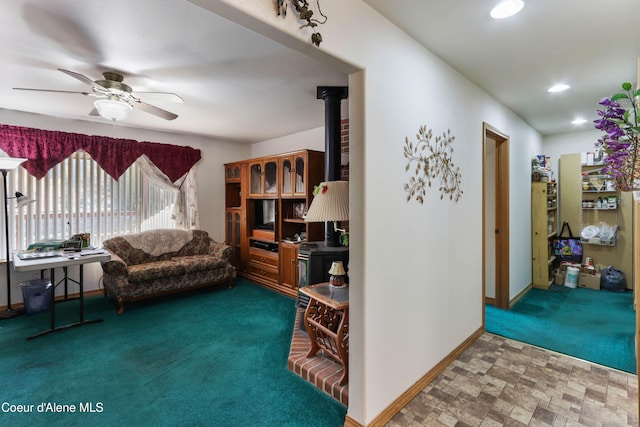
left=490, top=0, right=524, bottom=19
left=93, top=98, right=132, bottom=121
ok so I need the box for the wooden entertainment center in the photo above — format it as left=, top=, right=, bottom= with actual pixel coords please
left=224, top=150, right=325, bottom=297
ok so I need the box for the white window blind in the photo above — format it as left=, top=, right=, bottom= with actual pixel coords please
left=2, top=151, right=178, bottom=256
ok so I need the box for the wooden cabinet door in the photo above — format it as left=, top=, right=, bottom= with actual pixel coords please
left=225, top=163, right=242, bottom=183
left=280, top=152, right=309, bottom=197
left=280, top=156, right=294, bottom=197
left=293, top=153, right=307, bottom=197
left=226, top=208, right=243, bottom=269
left=280, top=242, right=299, bottom=291
left=248, top=158, right=278, bottom=197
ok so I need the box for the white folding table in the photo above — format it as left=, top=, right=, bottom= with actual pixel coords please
left=13, top=250, right=111, bottom=339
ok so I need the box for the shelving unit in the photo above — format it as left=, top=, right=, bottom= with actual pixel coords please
left=531, top=181, right=558, bottom=289
left=579, top=164, right=619, bottom=246
left=224, top=150, right=325, bottom=297
left=559, top=153, right=634, bottom=290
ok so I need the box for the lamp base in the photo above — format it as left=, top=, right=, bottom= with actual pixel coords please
left=329, top=275, right=345, bottom=288
left=0, top=307, right=24, bottom=320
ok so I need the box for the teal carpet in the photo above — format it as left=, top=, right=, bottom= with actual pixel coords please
left=0, top=278, right=346, bottom=426
left=486, top=286, right=636, bottom=373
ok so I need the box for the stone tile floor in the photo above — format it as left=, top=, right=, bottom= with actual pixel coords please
left=387, top=333, right=638, bottom=426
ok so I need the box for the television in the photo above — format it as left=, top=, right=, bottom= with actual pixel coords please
left=255, top=199, right=276, bottom=230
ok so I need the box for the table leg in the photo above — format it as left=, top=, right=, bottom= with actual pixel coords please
left=303, top=298, right=349, bottom=384
left=63, top=266, right=68, bottom=299
left=304, top=302, right=321, bottom=358
left=27, top=264, right=102, bottom=340
left=79, top=265, right=84, bottom=322
left=336, top=308, right=349, bottom=385
left=48, top=268, right=55, bottom=331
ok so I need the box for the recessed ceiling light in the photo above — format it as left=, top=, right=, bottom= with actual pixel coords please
left=571, top=118, right=588, bottom=125
left=490, top=0, right=525, bottom=19
left=548, top=84, right=570, bottom=93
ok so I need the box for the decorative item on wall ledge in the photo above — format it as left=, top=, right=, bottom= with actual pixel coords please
left=594, top=82, right=640, bottom=191
left=276, top=0, right=327, bottom=46
left=403, top=125, right=463, bottom=204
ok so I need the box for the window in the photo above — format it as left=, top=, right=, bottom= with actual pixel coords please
left=3, top=151, right=178, bottom=256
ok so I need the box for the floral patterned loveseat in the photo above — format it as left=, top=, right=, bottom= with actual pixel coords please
left=101, top=229, right=236, bottom=314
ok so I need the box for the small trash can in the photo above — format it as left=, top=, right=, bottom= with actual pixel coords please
left=20, top=279, right=52, bottom=314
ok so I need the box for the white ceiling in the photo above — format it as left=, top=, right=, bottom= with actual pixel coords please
left=0, top=0, right=348, bottom=143
left=363, top=0, right=640, bottom=136
left=1, top=0, right=639, bottom=143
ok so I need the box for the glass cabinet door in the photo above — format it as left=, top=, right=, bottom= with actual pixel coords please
left=264, top=160, right=277, bottom=194
left=282, top=158, right=293, bottom=195
left=294, top=155, right=306, bottom=195
left=234, top=211, right=241, bottom=266
left=250, top=163, right=262, bottom=195
left=249, top=159, right=278, bottom=196
left=225, top=163, right=242, bottom=183
left=226, top=211, right=233, bottom=245
left=226, top=209, right=242, bottom=268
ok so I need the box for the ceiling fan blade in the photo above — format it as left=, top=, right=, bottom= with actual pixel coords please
left=58, top=68, right=96, bottom=87
left=13, top=87, right=92, bottom=96
left=133, top=91, right=184, bottom=103
left=133, top=100, right=178, bottom=121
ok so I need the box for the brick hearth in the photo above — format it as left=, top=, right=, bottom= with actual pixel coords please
left=287, top=308, right=349, bottom=406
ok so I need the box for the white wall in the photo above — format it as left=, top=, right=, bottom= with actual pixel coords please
left=187, top=1, right=543, bottom=424
left=250, top=126, right=324, bottom=158
left=543, top=128, right=601, bottom=173
left=0, top=108, right=249, bottom=304
left=250, top=99, right=348, bottom=158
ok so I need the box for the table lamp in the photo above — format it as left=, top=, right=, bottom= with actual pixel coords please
left=0, top=157, right=28, bottom=319
left=328, top=261, right=346, bottom=288
left=304, top=180, right=349, bottom=247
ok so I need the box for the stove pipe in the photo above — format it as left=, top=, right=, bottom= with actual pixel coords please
left=317, top=86, right=348, bottom=246
left=317, top=86, right=348, bottom=181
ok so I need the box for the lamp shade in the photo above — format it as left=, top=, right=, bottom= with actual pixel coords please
left=94, top=98, right=132, bottom=121
left=304, top=181, right=349, bottom=222
left=0, top=157, right=27, bottom=172
left=328, top=261, right=346, bottom=276
left=15, top=192, right=35, bottom=209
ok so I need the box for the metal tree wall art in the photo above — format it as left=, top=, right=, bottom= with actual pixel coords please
left=276, top=0, right=327, bottom=46
left=403, top=125, right=463, bottom=203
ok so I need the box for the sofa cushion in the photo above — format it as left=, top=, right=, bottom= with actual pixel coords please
left=128, top=260, right=185, bottom=282
left=176, top=231, right=216, bottom=257
left=172, top=255, right=226, bottom=272
left=122, top=229, right=194, bottom=257
left=103, top=230, right=217, bottom=266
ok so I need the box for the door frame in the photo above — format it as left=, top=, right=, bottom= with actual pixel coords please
left=482, top=122, right=510, bottom=313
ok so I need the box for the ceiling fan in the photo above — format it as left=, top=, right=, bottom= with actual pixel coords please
left=13, top=68, right=182, bottom=121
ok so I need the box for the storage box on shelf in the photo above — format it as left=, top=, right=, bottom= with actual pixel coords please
left=532, top=181, right=558, bottom=289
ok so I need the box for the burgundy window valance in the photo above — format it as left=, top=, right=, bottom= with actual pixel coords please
left=0, top=124, right=201, bottom=182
